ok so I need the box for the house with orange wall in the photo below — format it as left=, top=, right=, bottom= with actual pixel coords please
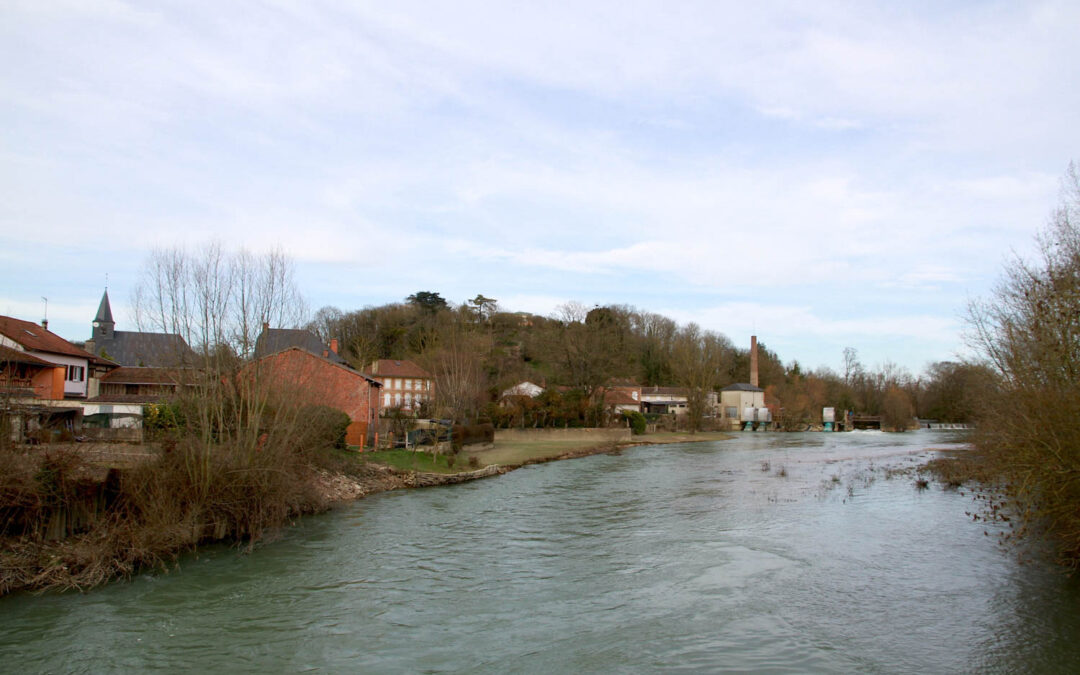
left=0, top=315, right=114, bottom=399
left=0, top=344, right=65, bottom=400
left=252, top=347, right=382, bottom=447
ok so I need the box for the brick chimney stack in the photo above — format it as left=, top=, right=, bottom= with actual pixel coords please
left=750, top=335, right=759, bottom=388
left=330, top=338, right=339, bottom=354
left=41, top=319, right=48, bottom=330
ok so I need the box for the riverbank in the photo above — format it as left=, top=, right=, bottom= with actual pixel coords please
left=0, top=431, right=732, bottom=596
left=327, top=430, right=736, bottom=502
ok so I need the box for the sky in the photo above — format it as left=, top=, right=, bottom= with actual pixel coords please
left=2, top=0, right=1078, bottom=376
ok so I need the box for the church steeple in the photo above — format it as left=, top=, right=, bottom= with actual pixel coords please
left=92, top=289, right=115, bottom=341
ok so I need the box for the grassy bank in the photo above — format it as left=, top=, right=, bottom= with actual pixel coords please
left=460, top=430, right=734, bottom=468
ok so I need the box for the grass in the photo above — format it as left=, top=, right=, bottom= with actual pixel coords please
left=359, top=448, right=464, bottom=474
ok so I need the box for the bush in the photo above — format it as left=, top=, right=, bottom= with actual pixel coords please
left=301, top=406, right=352, bottom=449
left=451, top=423, right=495, bottom=450
left=622, top=410, right=647, bottom=435
left=143, top=402, right=185, bottom=438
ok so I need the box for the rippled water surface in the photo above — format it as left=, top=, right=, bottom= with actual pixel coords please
left=3, top=431, right=1080, bottom=673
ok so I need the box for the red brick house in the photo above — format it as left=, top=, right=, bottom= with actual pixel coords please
left=253, top=347, right=382, bottom=447
left=366, top=359, right=434, bottom=413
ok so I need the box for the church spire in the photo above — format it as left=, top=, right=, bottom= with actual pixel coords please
left=92, top=289, right=115, bottom=341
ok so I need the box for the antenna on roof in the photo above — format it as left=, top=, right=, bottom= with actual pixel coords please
left=105, top=272, right=109, bottom=290
left=41, top=296, right=48, bottom=330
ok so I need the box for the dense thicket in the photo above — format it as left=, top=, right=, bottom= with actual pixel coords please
left=964, top=162, right=1080, bottom=568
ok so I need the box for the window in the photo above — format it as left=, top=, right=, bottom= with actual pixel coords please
left=405, top=379, right=412, bottom=390
left=65, top=365, right=84, bottom=382
left=725, top=406, right=737, bottom=419
left=384, top=393, right=391, bottom=407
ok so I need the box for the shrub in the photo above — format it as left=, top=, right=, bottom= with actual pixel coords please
left=622, top=410, right=647, bottom=435
left=451, top=423, right=495, bottom=450
left=301, top=406, right=351, bottom=449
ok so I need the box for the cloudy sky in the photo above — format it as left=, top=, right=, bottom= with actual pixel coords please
left=2, top=1, right=1077, bottom=374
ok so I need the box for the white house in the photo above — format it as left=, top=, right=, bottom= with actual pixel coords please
left=501, top=381, right=545, bottom=399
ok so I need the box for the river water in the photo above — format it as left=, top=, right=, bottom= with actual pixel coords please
left=3, top=431, right=1080, bottom=673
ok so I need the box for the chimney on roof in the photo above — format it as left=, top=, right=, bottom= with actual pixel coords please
left=262, top=322, right=269, bottom=333
left=330, top=338, right=338, bottom=354
left=750, top=335, right=759, bottom=388
left=41, top=319, right=48, bottom=330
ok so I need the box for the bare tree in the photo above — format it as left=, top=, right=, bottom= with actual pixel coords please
left=671, top=323, right=732, bottom=431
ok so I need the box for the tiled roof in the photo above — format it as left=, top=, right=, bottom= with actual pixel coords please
left=368, top=359, right=432, bottom=378
left=0, top=315, right=100, bottom=361
left=604, top=390, right=640, bottom=406
left=254, top=328, right=348, bottom=366
left=641, top=386, right=688, bottom=396
left=0, top=344, right=55, bottom=367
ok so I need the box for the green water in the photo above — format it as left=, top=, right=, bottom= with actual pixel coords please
left=3, top=431, right=1079, bottom=673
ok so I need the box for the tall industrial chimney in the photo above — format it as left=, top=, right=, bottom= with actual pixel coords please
left=750, top=335, right=759, bottom=388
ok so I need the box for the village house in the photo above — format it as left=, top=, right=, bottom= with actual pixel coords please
left=604, top=386, right=642, bottom=415
left=84, top=290, right=195, bottom=367
left=640, top=386, right=690, bottom=415
left=366, top=359, right=434, bottom=413
left=252, top=345, right=382, bottom=447
left=252, top=325, right=382, bottom=445
left=1, top=314, right=119, bottom=441
left=0, top=315, right=114, bottom=400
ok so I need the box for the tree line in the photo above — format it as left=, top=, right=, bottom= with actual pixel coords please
left=303, top=291, right=990, bottom=431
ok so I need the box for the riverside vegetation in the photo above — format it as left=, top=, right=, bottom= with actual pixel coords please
left=929, top=162, right=1080, bottom=570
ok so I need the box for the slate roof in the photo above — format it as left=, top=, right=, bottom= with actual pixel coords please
left=254, top=328, right=348, bottom=366
left=0, top=315, right=104, bottom=362
left=99, top=367, right=193, bottom=385
left=93, top=331, right=195, bottom=367
left=94, top=290, right=114, bottom=324
left=368, top=359, right=432, bottom=379
left=721, top=383, right=764, bottom=392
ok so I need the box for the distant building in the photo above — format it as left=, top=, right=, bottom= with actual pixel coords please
left=720, top=383, right=766, bottom=430
left=84, top=290, right=195, bottom=367
left=501, top=381, right=545, bottom=399
left=366, top=359, right=434, bottom=412
left=640, top=386, right=689, bottom=415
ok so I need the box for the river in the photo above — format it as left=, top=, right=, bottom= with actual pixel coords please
left=3, top=431, right=1080, bottom=673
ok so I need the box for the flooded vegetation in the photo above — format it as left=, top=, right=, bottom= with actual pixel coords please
left=3, top=431, right=1079, bottom=672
